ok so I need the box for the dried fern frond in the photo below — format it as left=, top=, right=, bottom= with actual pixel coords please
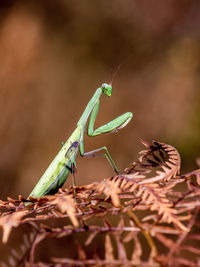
left=137, top=183, right=188, bottom=231
left=125, top=140, right=181, bottom=184
left=0, top=139, right=200, bottom=266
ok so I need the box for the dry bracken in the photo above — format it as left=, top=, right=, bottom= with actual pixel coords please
left=0, top=140, right=200, bottom=267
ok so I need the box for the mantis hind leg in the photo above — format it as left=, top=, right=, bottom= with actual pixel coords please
left=65, top=161, right=77, bottom=197
left=66, top=162, right=77, bottom=187
left=71, top=163, right=77, bottom=199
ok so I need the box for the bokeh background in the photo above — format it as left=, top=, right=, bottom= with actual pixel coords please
left=0, top=0, right=200, bottom=201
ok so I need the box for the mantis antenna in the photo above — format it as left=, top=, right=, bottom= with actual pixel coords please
left=110, top=64, right=122, bottom=86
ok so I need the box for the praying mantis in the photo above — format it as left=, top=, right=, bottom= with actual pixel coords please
left=28, top=83, right=133, bottom=199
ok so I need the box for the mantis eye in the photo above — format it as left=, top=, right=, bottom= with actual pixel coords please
left=101, top=83, right=106, bottom=89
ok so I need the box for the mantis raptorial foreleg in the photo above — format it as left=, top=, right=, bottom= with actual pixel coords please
left=77, top=100, right=132, bottom=173
left=87, top=100, right=132, bottom=136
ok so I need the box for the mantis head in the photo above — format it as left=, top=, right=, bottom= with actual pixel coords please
left=101, top=83, right=112, bottom=97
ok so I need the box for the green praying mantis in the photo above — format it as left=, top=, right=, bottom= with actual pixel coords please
left=28, top=83, right=133, bottom=199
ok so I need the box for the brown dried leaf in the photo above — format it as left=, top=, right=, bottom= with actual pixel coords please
left=150, top=225, right=180, bottom=235
left=85, top=231, right=99, bottom=246
left=181, top=245, right=200, bottom=255
left=155, top=233, right=175, bottom=248
left=96, top=179, right=121, bottom=207
left=131, top=234, right=142, bottom=264
left=174, top=257, right=199, bottom=267
left=116, top=216, right=125, bottom=236
left=30, top=232, right=48, bottom=264
left=76, top=241, right=87, bottom=261
left=105, top=234, right=114, bottom=261
left=48, top=195, right=78, bottom=227
left=115, top=235, right=127, bottom=262
left=182, top=169, right=200, bottom=185
left=0, top=210, right=28, bottom=243
left=0, top=200, right=7, bottom=207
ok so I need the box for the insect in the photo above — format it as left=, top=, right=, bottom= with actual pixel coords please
left=28, top=83, right=133, bottom=199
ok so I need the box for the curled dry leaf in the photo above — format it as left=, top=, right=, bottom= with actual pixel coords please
left=125, top=140, right=181, bottom=184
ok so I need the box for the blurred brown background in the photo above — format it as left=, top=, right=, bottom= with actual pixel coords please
left=0, top=0, right=200, bottom=200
